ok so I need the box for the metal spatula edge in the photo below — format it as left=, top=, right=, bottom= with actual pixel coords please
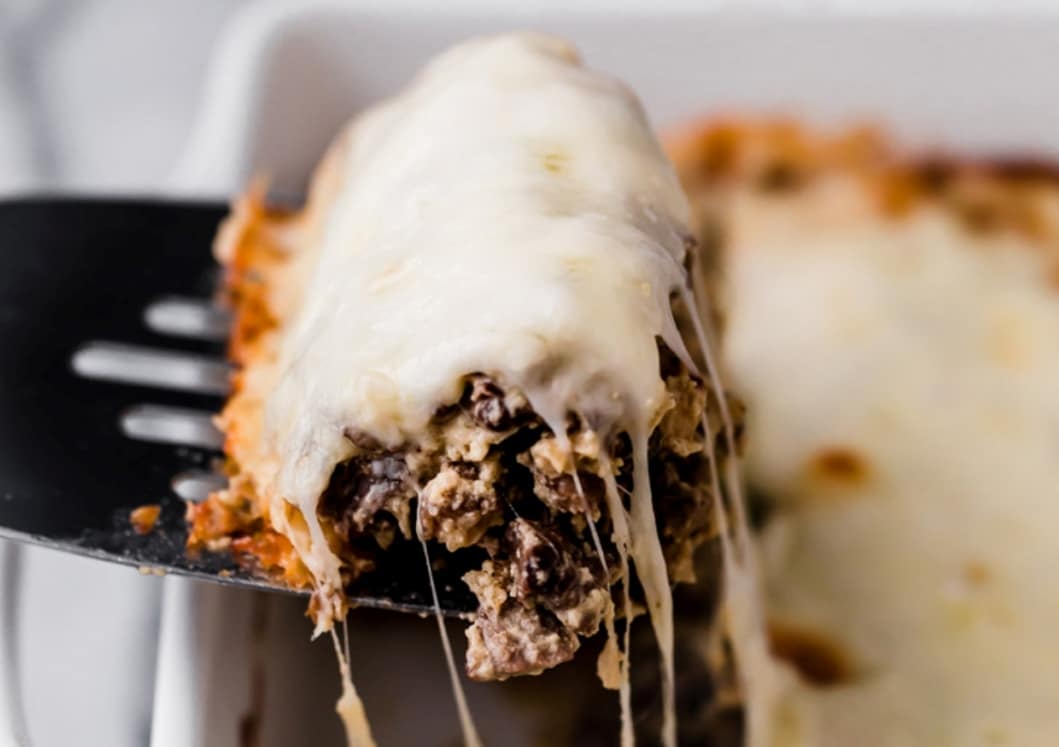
left=0, top=196, right=476, bottom=618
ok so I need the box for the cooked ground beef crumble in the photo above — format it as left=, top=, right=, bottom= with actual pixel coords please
left=188, top=183, right=736, bottom=683
left=191, top=334, right=731, bottom=681
left=314, top=340, right=723, bottom=681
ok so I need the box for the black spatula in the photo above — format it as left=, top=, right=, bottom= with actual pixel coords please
left=0, top=196, right=475, bottom=617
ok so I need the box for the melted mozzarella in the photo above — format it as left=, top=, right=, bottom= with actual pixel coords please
left=417, top=532, right=482, bottom=747
left=329, top=627, right=376, bottom=747
left=264, top=31, right=689, bottom=593
left=721, top=180, right=1059, bottom=746
left=680, top=281, right=785, bottom=747
left=253, top=33, right=699, bottom=746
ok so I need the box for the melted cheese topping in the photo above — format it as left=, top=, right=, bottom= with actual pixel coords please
left=721, top=178, right=1059, bottom=746
left=264, top=31, right=689, bottom=594
left=248, top=33, right=700, bottom=746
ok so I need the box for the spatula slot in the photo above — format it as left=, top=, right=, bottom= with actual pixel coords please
left=143, top=296, right=230, bottom=342
left=170, top=469, right=228, bottom=502
left=71, top=341, right=231, bottom=395
left=120, top=404, right=223, bottom=450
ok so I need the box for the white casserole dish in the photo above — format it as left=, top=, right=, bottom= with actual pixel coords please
left=154, top=3, right=1059, bottom=746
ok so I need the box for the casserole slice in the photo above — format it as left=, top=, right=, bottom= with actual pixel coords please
left=190, top=34, right=746, bottom=746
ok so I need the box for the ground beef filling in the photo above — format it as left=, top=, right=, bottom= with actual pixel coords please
left=313, top=348, right=724, bottom=681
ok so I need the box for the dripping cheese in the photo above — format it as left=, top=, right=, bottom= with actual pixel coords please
left=196, top=33, right=739, bottom=747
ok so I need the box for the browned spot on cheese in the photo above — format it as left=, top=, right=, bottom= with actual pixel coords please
left=540, top=148, right=568, bottom=175
left=956, top=198, right=1001, bottom=234
left=809, top=446, right=870, bottom=486
left=693, top=123, right=739, bottom=179
left=876, top=171, right=920, bottom=217
left=757, top=159, right=802, bottom=192
left=130, top=504, right=161, bottom=535
left=1048, top=264, right=1059, bottom=292
left=768, top=621, right=855, bottom=687
left=964, top=560, right=991, bottom=587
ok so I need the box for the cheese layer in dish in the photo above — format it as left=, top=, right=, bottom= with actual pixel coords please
left=671, top=120, right=1059, bottom=747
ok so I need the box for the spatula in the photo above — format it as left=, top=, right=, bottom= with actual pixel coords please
left=0, top=196, right=475, bottom=617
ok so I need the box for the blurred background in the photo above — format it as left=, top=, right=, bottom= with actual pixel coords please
left=2, top=0, right=1057, bottom=196
left=1, top=6, right=240, bottom=746
left=1, top=1, right=1059, bottom=746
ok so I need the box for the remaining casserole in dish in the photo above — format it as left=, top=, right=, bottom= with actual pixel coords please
left=188, top=33, right=746, bottom=747
left=669, top=120, right=1059, bottom=746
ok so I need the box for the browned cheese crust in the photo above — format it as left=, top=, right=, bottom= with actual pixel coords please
left=665, top=118, right=1059, bottom=301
